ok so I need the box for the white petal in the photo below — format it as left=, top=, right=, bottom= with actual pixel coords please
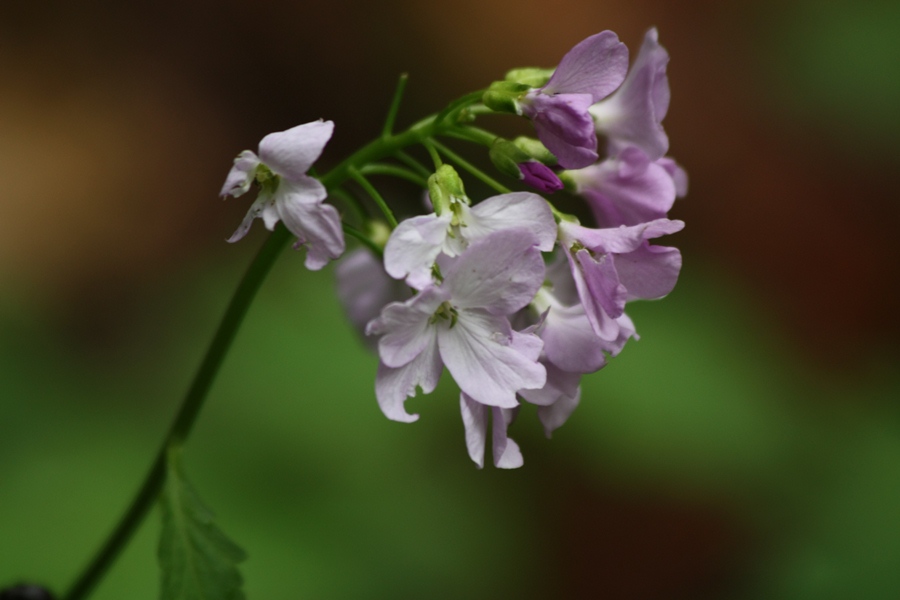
left=460, top=392, right=488, bottom=469
left=492, top=406, right=524, bottom=469
left=466, top=193, right=557, bottom=251
left=537, top=387, right=581, bottom=438
left=383, top=213, right=451, bottom=288
left=220, top=150, right=260, bottom=198
left=368, top=288, right=445, bottom=368
left=438, top=310, right=544, bottom=408
left=442, top=229, right=545, bottom=315
left=275, top=190, right=345, bottom=271
left=375, top=343, right=443, bottom=423
left=258, top=120, right=334, bottom=182
left=227, top=192, right=273, bottom=243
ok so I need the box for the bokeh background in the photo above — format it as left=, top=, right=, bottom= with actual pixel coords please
left=2, top=0, right=899, bottom=598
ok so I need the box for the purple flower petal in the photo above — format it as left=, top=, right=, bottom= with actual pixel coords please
left=523, top=92, right=598, bottom=169
left=613, top=243, right=682, bottom=301
left=536, top=385, right=581, bottom=438
left=571, top=147, right=677, bottom=227
left=657, top=157, right=689, bottom=197
left=519, top=359, right=582, bottom=407
left=519, top=161, right=564, bottom=193
left=541, top=304, right=609, bottom=373
left=336, top=249, right=411, bottom=347
left=542, top=31, right=629, bottom=102
left=492, top=406, right=523, bottom=469
left=590, top=29, right=671, bottom=160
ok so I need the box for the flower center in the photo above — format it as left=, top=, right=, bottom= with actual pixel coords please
left=429, top=301, right=459, bottom=328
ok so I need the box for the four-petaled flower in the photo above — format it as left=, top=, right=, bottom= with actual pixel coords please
left=221, top=120, right=345, bottom=270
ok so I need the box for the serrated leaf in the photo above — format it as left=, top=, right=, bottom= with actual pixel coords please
left=158, top=447, right=247, bottom=600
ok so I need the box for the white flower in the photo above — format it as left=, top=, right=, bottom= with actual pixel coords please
left=221, top=120, right=345, bottom=270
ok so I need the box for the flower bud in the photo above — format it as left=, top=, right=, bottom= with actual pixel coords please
left=427, top=164, right=467, bottom=215
left=489, top=139, right=563, bottom=193
left=512, top=137, right=557, bottom=165
left=482, top=81, right=529, bottom=115
left=504, top=67, right=554, bottom=88
left=488, top=139, right=532, bottom=179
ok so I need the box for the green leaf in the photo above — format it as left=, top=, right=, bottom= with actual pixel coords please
left=158, top=447, right=247, bottom=600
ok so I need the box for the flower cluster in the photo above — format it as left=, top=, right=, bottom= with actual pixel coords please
left=222, top=28, right=685, bottom=468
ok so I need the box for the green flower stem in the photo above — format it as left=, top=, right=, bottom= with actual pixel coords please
left=63, top=225, right=292, bottom=600
left=359, top=163, right=429, bottom=188
left=442, top=124, right=498, bottom=147
left=381, top=73, right=409, bottom=139
left=329, top=187, right=368, bottom=223
left=394, top=151, right=432, bottom=179
left=343, top=223, right=383, bottom=257
left=62, top=94, right=478, bottom=600
left=349, top=167, right=398, bottom=229
left=430, top=139, right=512, bottom=195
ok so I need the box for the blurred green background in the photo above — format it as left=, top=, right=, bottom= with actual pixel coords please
left=1, top=0, right=899, bottom=598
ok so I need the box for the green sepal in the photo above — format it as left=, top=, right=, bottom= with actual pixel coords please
left=489, top=139, right=531, bottom=179
left=512, top=136, right=557, bottom=165
left=504, top=67, right=554, bottom=88
left=427, top=164, right=467, bottom=215
left=157, top=447, right=247, bottom=600
left=482, top=81, right=529, bottom=115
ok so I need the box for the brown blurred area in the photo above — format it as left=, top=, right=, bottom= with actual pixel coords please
left=1, top=1, right=897, bottom=597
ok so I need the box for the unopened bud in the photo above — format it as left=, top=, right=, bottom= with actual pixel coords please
left=427, top=164, right=467, bottom=215
left=488, top=139, right=532, bottom=179
left=482, top=81, right=529, bottom=115
left=512, top=137, right=557, bottom=165
left=504, top=67, right=554, bottom=88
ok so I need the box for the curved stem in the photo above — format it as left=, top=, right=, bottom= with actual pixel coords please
left=430, top=140, right=511, bottom=195
left=349, top=167, right=398, bottom=228
left=359, top=163, right=428, bottom=188
left=62, top=226, right=292, bottom=600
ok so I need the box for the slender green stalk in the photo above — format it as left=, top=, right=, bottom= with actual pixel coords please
left=359, top=163, right=428, bottom=187
left=381, top=73, right=409, bottom=139
left=349, top=166, right=398, bottom=228
left=441, top=124, right=498, bottom=147
left=343, top=223, right=383, bottom=257
left=394, top=151, right=432, bottom=179
left=330, top=187, right=368, bottom=223
left=62, top=226, right=292, bottom=600
left=422, top=139, right=442, bottom=169
left=430, top=140, right=511, bottom=194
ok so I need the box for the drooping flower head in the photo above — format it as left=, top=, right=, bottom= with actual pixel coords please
left=221, top=120, right=345, bottom=270
left=518, top=32, right=629, bottom=169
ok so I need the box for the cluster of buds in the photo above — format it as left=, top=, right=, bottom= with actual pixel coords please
left=222, top=28, right=685, bottom=468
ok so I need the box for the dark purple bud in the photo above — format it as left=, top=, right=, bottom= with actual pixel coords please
left=519, top=161, right=564, bottom=194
